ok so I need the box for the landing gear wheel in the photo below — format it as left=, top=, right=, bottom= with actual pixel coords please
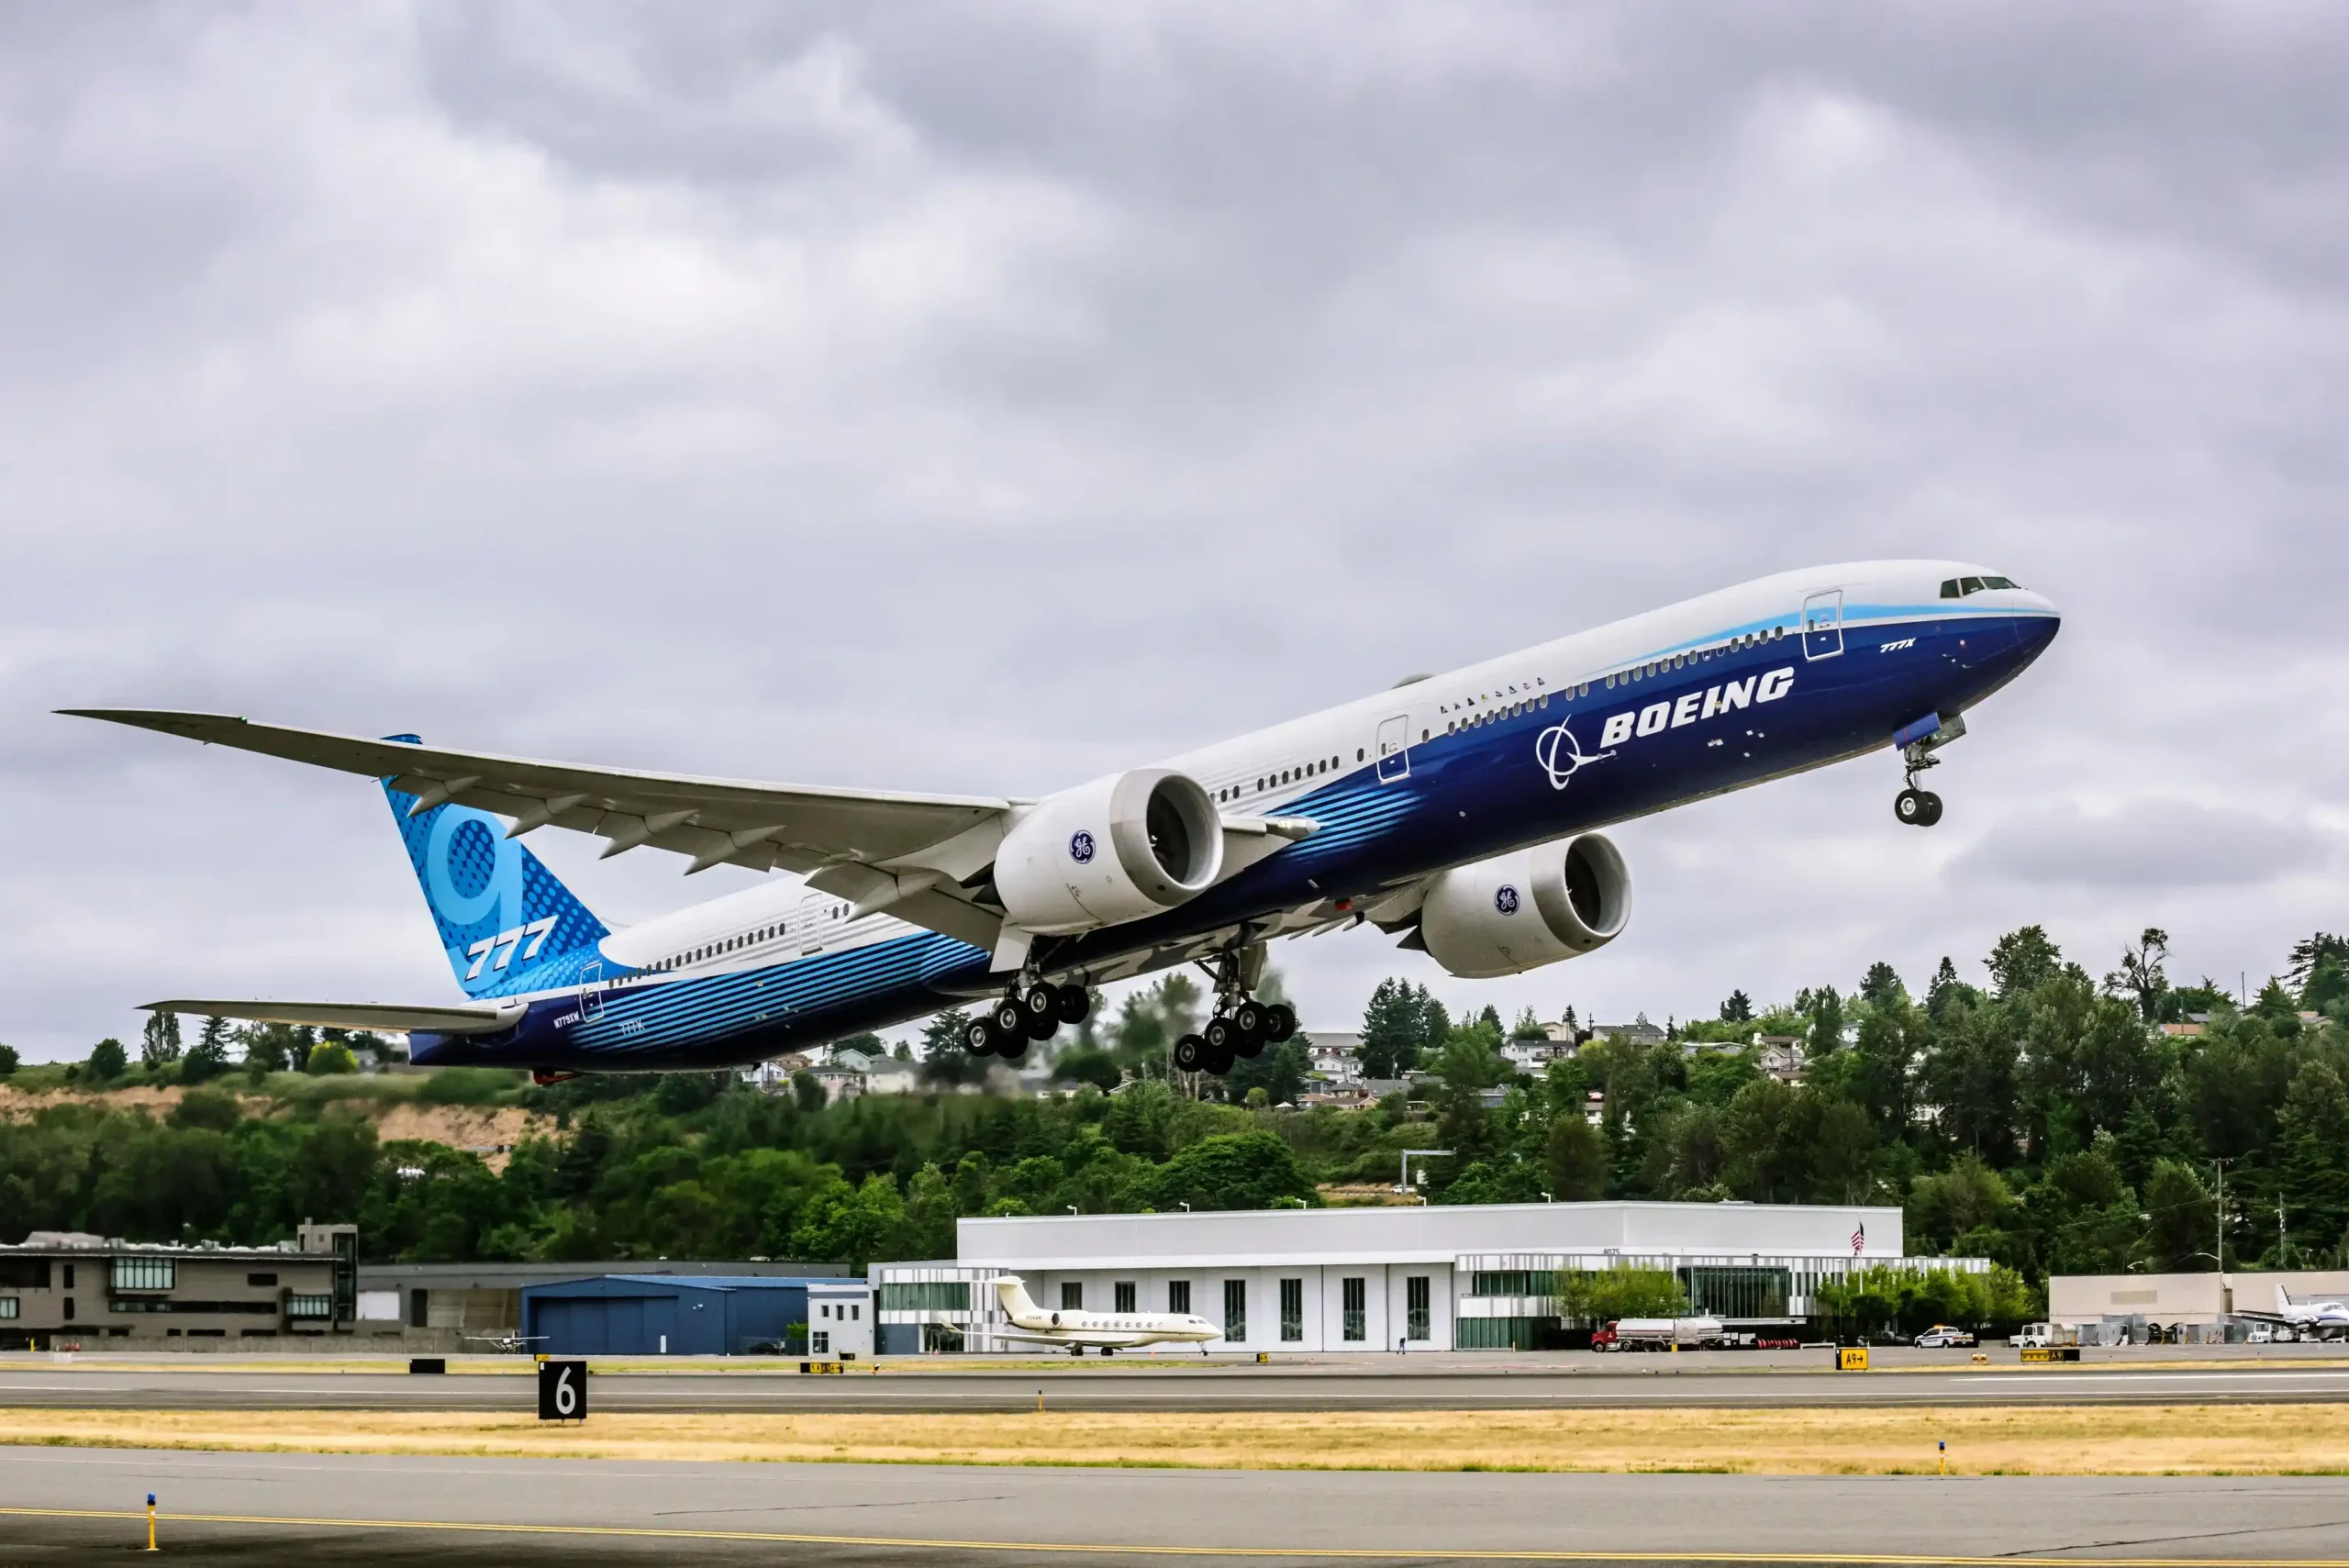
left=1205, top=1036, right=1236, bottom=1075
left=1917, top=790, right=1943, bottom=827
left=963, top=1016, right=997, bottom=1056
left=1172, top=1033, right=1208, bottom=1073
left=1231, top=999, right=1266, bottom=1040
left=1895, top=787, right=1926, bottom=827
left=1264, top=1003, right=1297, bottom=1043
left=990, top=996, right=1028, bottom=1037
left=1022, top=1007, right=1060, bottom=1043
left=996, top=1032, right=1030, bottom=1065
left=1204, top=1015, right=1241, bottom=1058
left=1020, top=984, right=1060, bottom=1033
left=1052, top=984, right=1092, bottom=1025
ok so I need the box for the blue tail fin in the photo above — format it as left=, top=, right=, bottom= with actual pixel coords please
left=379, top=743, right=609, bottom=997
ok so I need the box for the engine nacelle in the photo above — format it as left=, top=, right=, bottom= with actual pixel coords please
left=1419, top=833, right=1632, bottom=979
left=993, top=768, right=1224, bottom=934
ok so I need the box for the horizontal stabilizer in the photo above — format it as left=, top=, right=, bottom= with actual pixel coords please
left=140, top=998, right=528, bottom=1035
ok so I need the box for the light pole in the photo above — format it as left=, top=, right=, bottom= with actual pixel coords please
left=1397, top=1150, right=1453, bottom=1195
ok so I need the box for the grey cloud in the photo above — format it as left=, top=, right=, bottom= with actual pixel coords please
left=1956, top=800, right=2331, bottom=891
left=5, top=3, right=2349, bottom=1057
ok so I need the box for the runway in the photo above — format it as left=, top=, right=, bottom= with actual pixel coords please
left=7, top=1447, right=2349, bottom=1565
left=8, top=1355, right=2349, bottom=1413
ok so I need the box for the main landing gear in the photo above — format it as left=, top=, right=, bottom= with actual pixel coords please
left=1170, top=952, right=1298, bottom=1076
left=963, top=980, right=1092, bottom=1062
left=1894, top=786, right=1943, bottom=828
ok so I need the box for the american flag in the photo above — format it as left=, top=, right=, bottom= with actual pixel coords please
left=1851, top=1221, right=1865, bottom=1256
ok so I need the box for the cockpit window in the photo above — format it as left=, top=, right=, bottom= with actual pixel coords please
left=1940, top=574, right=2022, bottom=598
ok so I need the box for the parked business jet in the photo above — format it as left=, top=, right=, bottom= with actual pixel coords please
left=990, top=1275, right=1219, bottom=1355
left=66, top=561, right=2056, bottom=1081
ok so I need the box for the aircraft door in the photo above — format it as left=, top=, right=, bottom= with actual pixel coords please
left=1802, top=590, right=1844, bottom=660
left=579, top=961, right=606, bottom=1023
left=797, top=892, right=831, bottom=955
left=1375, top=714, right=1412, bottom=783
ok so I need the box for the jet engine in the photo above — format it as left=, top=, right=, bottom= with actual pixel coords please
left=1418, top=833, right=1632, bottom=979
left=993, top=768, right=1224, bottom=934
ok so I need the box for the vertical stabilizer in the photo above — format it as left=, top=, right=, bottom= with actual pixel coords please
left=378, top=744, right=609, bottom=996
left=995, top=1275, right=1043, bottom=1323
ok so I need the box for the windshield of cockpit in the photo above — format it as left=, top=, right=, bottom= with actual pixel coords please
left=1939, top=574, right=2021, bottom=598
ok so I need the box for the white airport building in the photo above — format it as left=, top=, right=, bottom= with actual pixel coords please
left=874, top=1200, right=1981, bottom=1353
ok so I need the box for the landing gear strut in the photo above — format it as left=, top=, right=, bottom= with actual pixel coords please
left=1893, top=712, right=1966, bottom=828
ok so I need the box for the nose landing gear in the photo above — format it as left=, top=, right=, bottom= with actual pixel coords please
left=1892, top=711, right=1965, bottom=828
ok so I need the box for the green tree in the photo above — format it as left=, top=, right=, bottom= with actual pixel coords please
left=0, top=1042, right=17, bottom=1077
left=1360, top=978, right=1445, bottom=1079
left=2277, top=1060, right=2349, bottom=1258
left=1987, top=926, right=2063, bottom=1000
left=1555, top=1268, right=1687, bottom=1327
left=1719, top=989, right=1753, bottom=1024
left=306, top=1040, right=359, bottom=1076
left=789, top=1171, right=908, bottom=1269
left=2105, top=928, right=2171, bottom=1022
left=139, top=1012, right=183, bottom=1070
left=1544, top=1109, right=1609, bottom=1200
left=2142, top=1158, right=2215, bottom=1272
left=1859, top=962, right=1906, bottom=1007
left=1144, top=1131, right=1316, bottom=1211
left=183, top=1018, right=232, bottom=1084
left=87, top=1038, right=128, bottom=1082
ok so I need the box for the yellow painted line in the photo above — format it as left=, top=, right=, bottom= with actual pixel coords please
left=4, top=1507, right=2348, bottom=1566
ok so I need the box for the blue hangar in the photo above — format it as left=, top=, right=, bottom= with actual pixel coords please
left=521, top=1274, right=873, bottom=1357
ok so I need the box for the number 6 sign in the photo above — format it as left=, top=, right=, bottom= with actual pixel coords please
left=537, top=1359, right=586, bottom=1422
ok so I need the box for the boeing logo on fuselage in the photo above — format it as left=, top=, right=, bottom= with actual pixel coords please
left=1533, top=721, right=1615, bottom=790
left=1598, top=665, right=1794, bottom=750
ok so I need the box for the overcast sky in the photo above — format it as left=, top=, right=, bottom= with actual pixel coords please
left=6, top=3, right=2345, bottom=1062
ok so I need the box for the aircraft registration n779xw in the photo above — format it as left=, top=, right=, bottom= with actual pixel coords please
left=66, top=561, right=2057, bottom=1083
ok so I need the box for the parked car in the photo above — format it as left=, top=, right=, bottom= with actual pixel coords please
left=1914, top=1325, right=1977, bottom=1348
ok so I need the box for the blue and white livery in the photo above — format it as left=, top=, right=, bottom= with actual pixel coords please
left=69, top=560, right=2058, bottom=1080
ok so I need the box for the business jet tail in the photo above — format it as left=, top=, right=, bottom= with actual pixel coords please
left=995, top=1275, right=1043, bottom=1320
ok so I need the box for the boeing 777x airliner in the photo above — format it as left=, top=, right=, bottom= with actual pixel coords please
left=67, top=561, right=2057, bottom=1082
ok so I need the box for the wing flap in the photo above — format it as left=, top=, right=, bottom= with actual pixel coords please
left=142, top=999, right=528, bottom=1035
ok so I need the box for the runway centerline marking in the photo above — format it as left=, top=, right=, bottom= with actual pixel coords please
left=7, top=1506, right=2349, bottom=1566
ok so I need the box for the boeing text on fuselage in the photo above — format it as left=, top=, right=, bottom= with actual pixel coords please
left=65, top=561, right=2059, bottom=1081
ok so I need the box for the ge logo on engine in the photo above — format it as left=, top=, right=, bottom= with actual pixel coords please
left=1494, top=884, right=1521, bottom=916
left=1069, top=830, right=1097, bottom=864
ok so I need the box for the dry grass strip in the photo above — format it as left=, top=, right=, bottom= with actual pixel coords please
left=7, top=1404, right=2349, bottom=1474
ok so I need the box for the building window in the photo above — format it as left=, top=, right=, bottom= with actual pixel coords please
left=1168, top=1280, right=1191, bottom=1315
left=1061, top=1282, right=1083, bottom=1311
left=1341, top=1277, right=1366, bottom=1341
left=112, top=1257, right=175, bottom=1293
left=0, top=1260, right=50, bottom=1289
left=1222, top=1280, right=1246, bottom=1341
left=247, top=1273, right=278, bottom=1287
left=1406, top=1276, right=1431, bottom=1342
left=408, top=1289, right=429, bottom=1329
left=812, top=1330, right=830, bottom=1354
left=1115, top=1282, right=1136, bottom=1314
left=1468, top=1271, right=1556, bottom=1297
left=0, top=1297, right=17, bottom=1319
left=62, top=1297, right=74, bottom=1320
left=287, top=1295, right=333, bottom=1319
left=881, top=1282, right=971, bottom=1312
left=63, top=1264, right=74, bottom=1289
left=1279, top=1279, right=1303, bottom=1342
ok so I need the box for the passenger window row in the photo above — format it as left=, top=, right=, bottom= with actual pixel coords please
left=1602, top=624, right=1785, bottom=690
left=643, top=904, right=852, bottom=973
left=1218, top=754, right=1346, bottom=805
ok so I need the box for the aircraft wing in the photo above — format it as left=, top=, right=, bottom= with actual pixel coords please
left=66, top=710, right=1012, bottom=948
left=141, top=998, right=529, bottom=1035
